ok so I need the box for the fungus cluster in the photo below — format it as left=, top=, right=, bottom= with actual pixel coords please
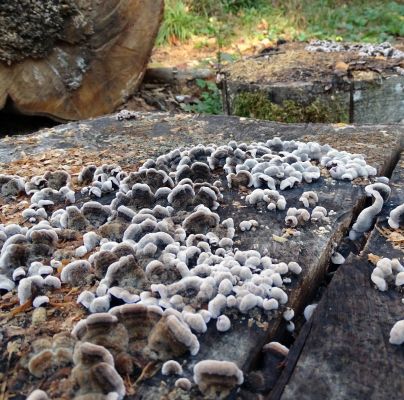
left=369, top=257, right=404, bottom=348
left=193, top=360, right=244, bottom=398
left=299, top=191, right=318, bottom=208
left=388, top=203, right=404, bottom=230
left=371, top=257, right=404, bottom=292
left=0, top=222, right=61, bottom=305
left=0, top=174, right=25, bottom=196
left=239, top=220, right=259, bottom=232
left=285, top=208, right=310, bottom=227
left=72, top=341, right=125, bottom=399
left=115, top=109, right=137, bottom=121
left=28, top=333, right=74, bottom=378
left=0, top=136, right=383, bottom=397
left=306, top=40, right=404, bottom=58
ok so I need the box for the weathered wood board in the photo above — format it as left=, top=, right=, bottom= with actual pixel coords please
left=278, top=154, right=404, bottom=400
left=132, top=130, right=403, bottom=399
left=223, top=42, right=404, bottom=124
left=0, top=113, right=403, bottom=399
left=1, top=113, right=403, bottom=167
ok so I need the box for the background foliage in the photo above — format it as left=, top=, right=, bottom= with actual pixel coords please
left=158, top=0, right=404, bottom=45
left=157, top=0, right=403, bottom=118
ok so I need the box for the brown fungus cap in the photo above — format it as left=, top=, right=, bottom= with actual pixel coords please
left=182, top=209, right=220, bottom=234
left=81, top=202, right=111, bottom=228
left=73, top=342, right=115, bottom=367
left=109, top=303, right=161, bottom=341
left=72, top=314, right=129, bottom=357
left=193, top=360, right=244, bottom=398
left=61, top=260, right=91, bottom=286
left=92, top=251, right=119, bottom=280
left=72, top=342, right=125, bottom=396
left=104, top=255, right=149, bottom=291
left=28, top=349, right=54, bottom=378
left=146, top=314, right=199, bottom=360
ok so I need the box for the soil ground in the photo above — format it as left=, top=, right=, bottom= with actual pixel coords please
left=224, top=41, right=404, bottom=83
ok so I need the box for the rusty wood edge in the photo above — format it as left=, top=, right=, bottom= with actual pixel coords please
left=267, top=318, right=313, bottom=400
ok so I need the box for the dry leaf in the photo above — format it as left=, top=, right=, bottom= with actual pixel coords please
left=368, top=253, right=381, bottom=265
left=272, top=234, right=287, bottom=243
left=6, top=341, right=20, bottom=357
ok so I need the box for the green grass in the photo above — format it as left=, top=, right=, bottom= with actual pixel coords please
left=304, top=1, right=404, bottom=42
left=157, top=0, right=404, bottom=46
left=156, top=1, right=205, bottom=45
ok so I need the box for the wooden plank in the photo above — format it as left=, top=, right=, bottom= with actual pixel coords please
left=0, top=114, right=402, bottom=399
left=143, top=68, right=215, bottom=84
left=278, top=154, right=404, bottom=400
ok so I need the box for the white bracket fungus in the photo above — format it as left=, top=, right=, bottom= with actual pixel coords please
left=0, top=136, right=384, bottom=397
left=193, top=360, right=244, bottom=397
left=390, top=320, right=404, bottom=345
left=304, top=304, right=318, bottom=321
left=388, top=203, right=404, bottom=229
left=162, top=360, right=183, bottom=376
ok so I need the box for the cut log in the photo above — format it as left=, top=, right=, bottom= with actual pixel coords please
left=222, top=42, right=404, bottom=124
left=0, top=0, right=164, bottom=121
left=278, top=154, right=404, bottom=400
left=143, top=68, right=215, bottom=85
left=0, top=113, right=403, bottom=399
left=1, top=113, right=403, bottom=167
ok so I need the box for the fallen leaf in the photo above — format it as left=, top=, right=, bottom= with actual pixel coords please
left=368, top=253, right=381, bottom=265
left=272, top=234, right=287, bottom=243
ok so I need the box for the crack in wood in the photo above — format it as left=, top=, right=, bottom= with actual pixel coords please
left=275, top=153, right=404, bottom=400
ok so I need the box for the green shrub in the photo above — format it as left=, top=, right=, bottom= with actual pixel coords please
left=183, top=79, right=223, bottom=115
left=186, top=0, right=268, bottom=15
left=185, top=0, right=223, bottom=16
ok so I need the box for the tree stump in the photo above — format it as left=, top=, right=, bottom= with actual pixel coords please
left=222, top=42, right=404, bottom=124
left=0, top=0, right=164, bottom=121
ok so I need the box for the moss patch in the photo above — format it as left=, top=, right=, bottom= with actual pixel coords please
left=233, top=91, right=349, bottom=123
